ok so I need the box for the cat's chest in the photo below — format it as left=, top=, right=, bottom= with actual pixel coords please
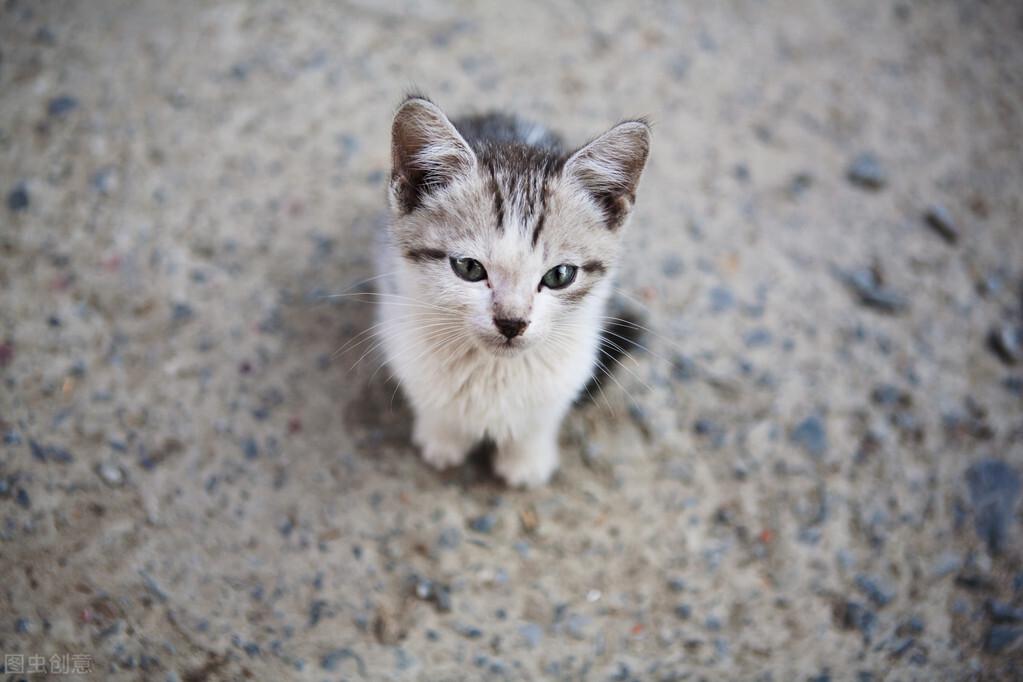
left=437, top=337, right=595, bottom=411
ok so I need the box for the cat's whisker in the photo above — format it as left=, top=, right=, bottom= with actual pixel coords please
left=596, top=310, right=691, bottom=359
left=388, top=333, right=475, bottom=411
left=334, top=299, right=459, bottom=316
left=384, top=335, right=462, bottom=411
left=383, top=332, right=471, bottom=412
left=331, top=303, right=461, bottom=359
left=545, top=329, right=617, bottom=416
left=592, top=355, right=640, bottom=411
left=334, top=315, right=422, bottom=358
left=560, top=316, right=677, bottom=368
left=585, top=335, right=654, bottom=393
left=334, top=317, right=457, bottom=358
left=350, top=324, right=461, bottom=374
left=547, top=324, right=642, bottom=409
left=369, top=327, right=466, bottom=385
left=323, top=291, right=458, bottom=314
left=316, top=271, right=402, bottom=300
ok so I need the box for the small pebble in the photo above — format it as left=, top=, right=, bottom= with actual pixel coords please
left=743, top=328, right=772, bottom=348
left=836, top=600, right=876, bottom=642
left=661, top=254, right=684, bottom=278
left=671, top=353, right=698, bottom=382
left=47, top=95, right=79, bottom=116
left=321, top=648, right=366, bottom=675
left=139, top=570, right=168, bottom=602
left=308, top=599, right=327, bottom=627
left=846, top=152, right=887, bottom=190
left=433, top=584, right=452, bottom=612
left=91, top=166, right=119, bottom=195
left=519, top=622, right=543, bottom=649
left=468, top=513, right=496, bottom=534
left=897, top=615, right=925, bottom=636
left=965, top=459, right=1021, bottom=555
left=171, top=302, right=195, bottom=323
left=437, top=526, right=461, bottom=550
left=988, top=600, right=1023, bottom=623
left=29, top=440, right=74, bottom=463
left=96, top=462, right=125, bottom=487
left=456, top=623, right=483, bottom=639
left=788, top=172, right=813, bottom=198
left=413, top=576, right=433, bottom=600
left=988, top=323, right=1022, bottom=365
left=855, top=574, right=895, bottom=607
left=842, top=268, right=908, bottom=314
left=924, top=204, right=959, bottom=244
left=241, top=437, right=259, bottom=460
left=791, top=415, right=828, bottom=458
left=7, top=184, right=29, bottom=212
left=708, top=286, right=735, bottom=313
left=985, top=625, right=1023, bottom=654
left=871, top=383, right=908, bottom=408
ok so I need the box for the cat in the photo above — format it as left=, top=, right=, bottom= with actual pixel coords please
left=375, top=94, right=650, bottom=487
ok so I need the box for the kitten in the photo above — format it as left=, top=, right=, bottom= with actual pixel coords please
left=376, top=94, right=650, bottom=487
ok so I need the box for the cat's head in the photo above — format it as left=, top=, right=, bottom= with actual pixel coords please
left=387, top=95, right=649, bottom=355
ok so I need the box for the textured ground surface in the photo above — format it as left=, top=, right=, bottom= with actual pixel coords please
left=2, top=1, right=1023, bottom=680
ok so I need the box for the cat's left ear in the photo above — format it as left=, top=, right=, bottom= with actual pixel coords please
left=564, top=120, right=650, bottom=229
left=391, top=96, right=477, bottom=214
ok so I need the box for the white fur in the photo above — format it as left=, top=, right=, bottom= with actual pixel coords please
left=377, top=98, right=648, bottom=487
left=377, top=239, right=613, bottom=487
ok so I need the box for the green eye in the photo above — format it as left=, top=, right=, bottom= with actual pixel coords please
left=541, top=264, right=578, bottom=290
left=450, top=257, right=487, bottom=282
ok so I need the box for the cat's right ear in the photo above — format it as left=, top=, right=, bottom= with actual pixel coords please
left=390, top=96, right=476, bottom=214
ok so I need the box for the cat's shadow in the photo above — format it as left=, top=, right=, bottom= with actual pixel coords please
left=309, top=287, right=501, bottom=487
left=341, top=370, right=501, bottom=486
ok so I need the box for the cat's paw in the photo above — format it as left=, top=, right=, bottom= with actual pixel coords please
left=494, top=443, right=559, bottom=488
left=418, top=440, right=468, bottom=470
left=413, top=423, right=470, bottom=470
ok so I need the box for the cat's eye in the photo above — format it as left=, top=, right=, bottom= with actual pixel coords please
left=541, top=264, right=578, bottom=290
left=450, top=257, right=487, bottom=282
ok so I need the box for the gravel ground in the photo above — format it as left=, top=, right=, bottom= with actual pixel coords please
left=2, top=1, right=1022, bottom=680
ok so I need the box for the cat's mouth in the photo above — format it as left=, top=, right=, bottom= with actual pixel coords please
left=481, top=334, right=528, bottom=356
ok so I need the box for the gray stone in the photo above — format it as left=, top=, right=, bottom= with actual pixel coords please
left=855, top=574, right=895, bottom=607
left=846, top=153, right=887, bottom=190
left=836, top=600, right=876, bottom=642
left=519, top=622, right=543, bottom=649
left=988, top=600, right=1023, bottom=623
left=924, top=205, right=959, bottom=244
left=965, top=459, right=1021, bottom=554
left=468, top=513, right=496, bottom=534
left=791, top=416, right=827, bottom=458
left=985, top=625, right=1023, bottom=654
left=842, top=268, right=908, bottom=314
left=47, top=95, right=79, bottom=116
left=96, top=462, right=125, bottom=486
left=988, top=323, right=1022, bottom=365
left=7, top=184, right=29, bottom=212
left=321, top=648, right=366, bottom=674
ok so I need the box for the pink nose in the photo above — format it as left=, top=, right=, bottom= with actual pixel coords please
left=493, top=318, right=528, bottom=339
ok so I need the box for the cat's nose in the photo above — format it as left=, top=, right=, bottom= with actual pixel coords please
left=493, top=317, right=528, bottom=339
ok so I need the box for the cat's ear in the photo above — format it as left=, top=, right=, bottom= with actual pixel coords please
left=564, top=120, right=650, bottom=229
left=390, top=96, right=476, bottom=214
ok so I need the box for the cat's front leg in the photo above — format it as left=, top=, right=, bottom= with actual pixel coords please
left=413, top=410, right=476, bottom=470
left=494, top=419, right=561, bottom=488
